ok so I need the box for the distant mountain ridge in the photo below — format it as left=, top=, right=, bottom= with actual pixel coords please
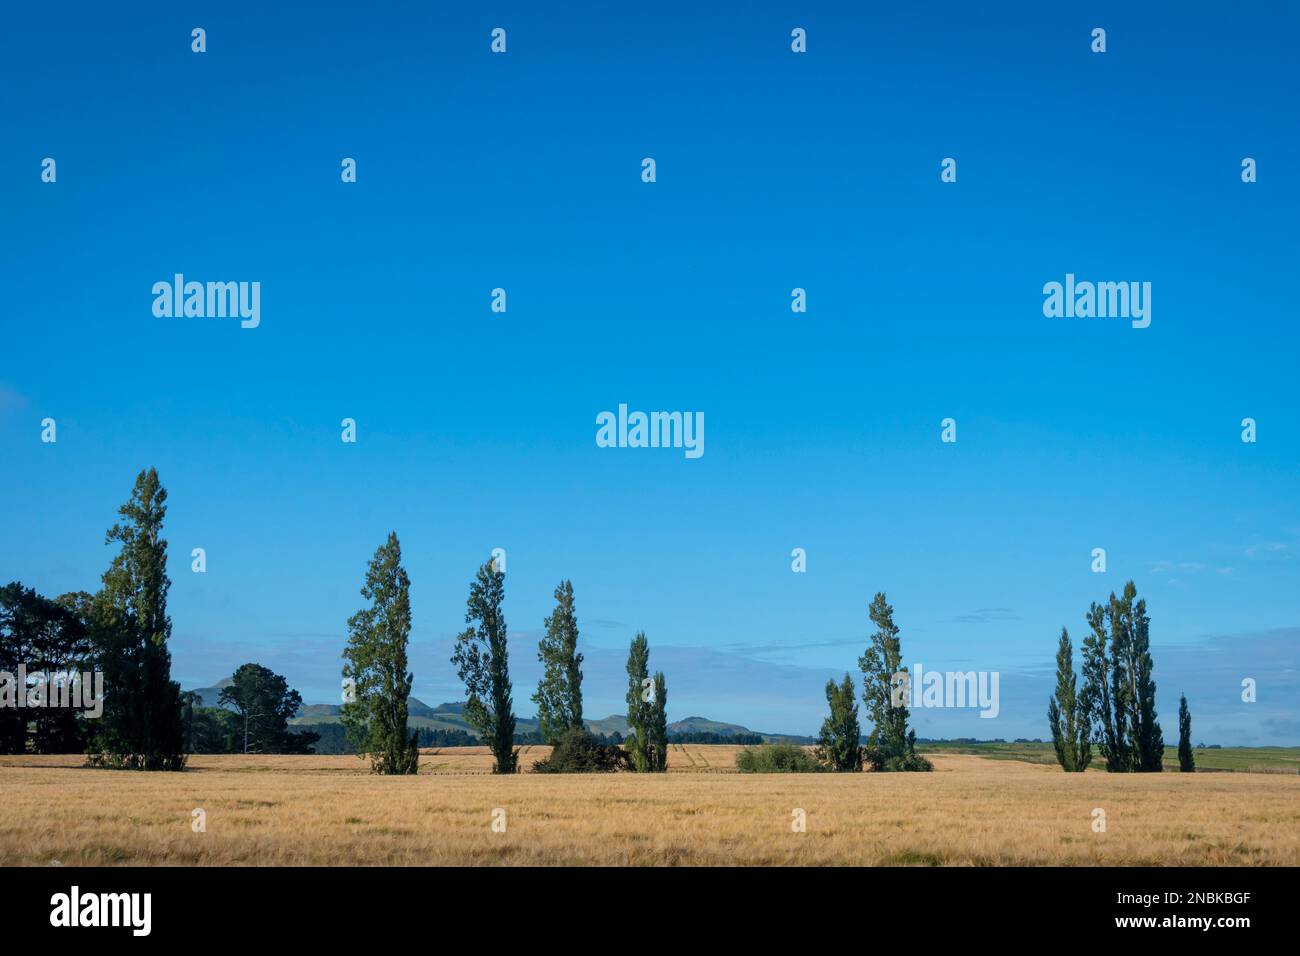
left=185, top=681, right=811, bottom=742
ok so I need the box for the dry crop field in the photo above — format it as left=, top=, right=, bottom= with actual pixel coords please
left=1, top=747, right=1296, bottom=866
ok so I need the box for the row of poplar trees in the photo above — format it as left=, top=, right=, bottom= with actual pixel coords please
left=1048, top=581, right=1195, bottom=773
left=340, top=538, right=671, bottom=774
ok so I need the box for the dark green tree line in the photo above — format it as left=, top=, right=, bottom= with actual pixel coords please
left=0, top=584, right=95, bottom=754
left=180, top=690, right=240, bottom=754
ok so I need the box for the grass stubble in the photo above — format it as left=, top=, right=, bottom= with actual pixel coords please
left=1, top=748, right=1295, bottom=866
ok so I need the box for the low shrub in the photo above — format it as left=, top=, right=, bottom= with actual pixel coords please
left=734, top=743, right=824, bottom=773
left=532, top=728, right=632, bottom=773
left=862, top=745, right=933, bottom=772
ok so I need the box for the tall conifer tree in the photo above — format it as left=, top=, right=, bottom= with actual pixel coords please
left=451, top=557, right=517, bottom=773
left=649, top=671, right=668, bottom=772
left=1048, top=628, right=1092, bottom=771
left=625, top=632, right=652, bottom=772
left=858, top=593, right=929, bottom=771
left=340, top=533, right=419, bottom=774
left=1178, top=694, right=1194, bottom=773
left=818, top=673, right=863, bottom=771
left=88, top=469, right=186, bottom=771
left=1128, top=592, right=1164, bottom=771
left=532, top=580, right=584, bottom=744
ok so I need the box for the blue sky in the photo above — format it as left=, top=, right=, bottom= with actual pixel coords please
left=2, top=2, right=1297, bottom=743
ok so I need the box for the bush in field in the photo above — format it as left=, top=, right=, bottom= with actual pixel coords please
left=532, top=727, right=631, bottom=773
left=735, top=743, right=824, bottom=773
left=862, top=745, right=932, bottom=772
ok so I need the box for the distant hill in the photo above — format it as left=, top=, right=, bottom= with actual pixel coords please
left=295, top=703, right=341, bottom=720
left=186, top=678, right=233, bottom=709
left=285, top=698, right=544, bottom=736
left=292, top=705, right=806, bottom=742
left=188, top=681, right=807, bottom=742
left=292, top=704, right=805, bottom=741
left=672, top=715, right=773, bottom=739
left=585, top=713, right=809, bottom=743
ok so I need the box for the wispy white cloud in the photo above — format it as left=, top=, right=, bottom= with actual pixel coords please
left=1150, top=560, right=1206, bottom=575
left=952, top=607, right=1021, bottom=624
left=1245, top=541, right=1290, bottom=559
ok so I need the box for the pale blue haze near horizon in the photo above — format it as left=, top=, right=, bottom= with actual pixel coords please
left=2, top=2, right=1297, bottom=743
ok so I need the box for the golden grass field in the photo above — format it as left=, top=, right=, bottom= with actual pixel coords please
left=1, top=745, right=1297, bottom=866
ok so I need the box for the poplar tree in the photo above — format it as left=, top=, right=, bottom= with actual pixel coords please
left=1048, top=628, right=1091, bottom=771
left=88, top=469, right=186, bottom=771
left=1128, top=592, right=1165, bottom=772
left=650, top=671, right=668, bottom=771
left=624, top=632, right=651, bottom=772
left=1178, top=694, right=1194, bottom=772
left=340, top=532, right=419, bottom=774
left=532, top=579, right=584, bottom=744
left=817, top=673, right=863, bottom=771
left=1081, top=596, right=1127, bottom=772
left=858, top=593, right=930, bottom=771
left=451, top=557, right=517, bottom=773
left=1081, top=582, right=1163, bottom=772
